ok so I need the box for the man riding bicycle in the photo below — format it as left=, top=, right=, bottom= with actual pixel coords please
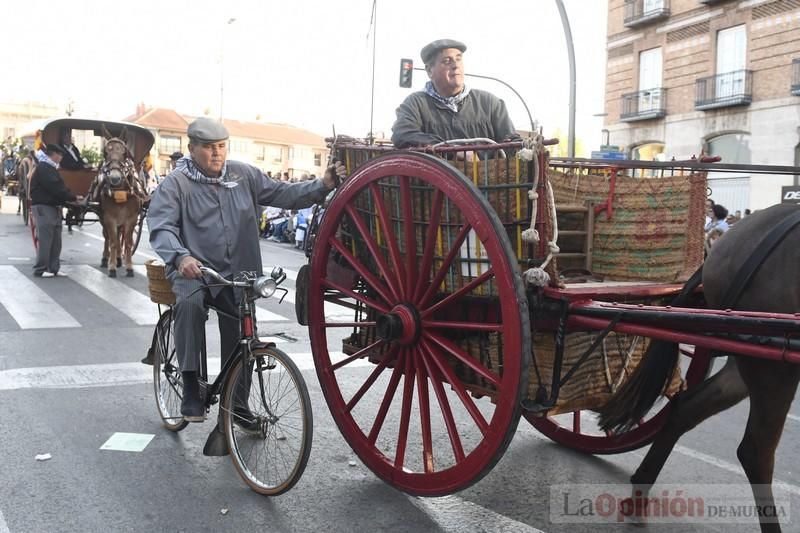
left=147, top=117, right=345, bottom=421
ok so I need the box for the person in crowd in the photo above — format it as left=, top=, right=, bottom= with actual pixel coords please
left=30, top=144, right=84, bottom=277
left=147, top=117, right=345, bottom=421
left=705, top=203, right=730, bottom=254
left=391, top=38, right=519, bottom=149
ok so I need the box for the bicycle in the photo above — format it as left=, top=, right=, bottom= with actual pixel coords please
left=150, top=265, right=313, bottom=496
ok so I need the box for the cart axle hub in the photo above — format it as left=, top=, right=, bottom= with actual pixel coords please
left=376, top=304, right=419, bottom=345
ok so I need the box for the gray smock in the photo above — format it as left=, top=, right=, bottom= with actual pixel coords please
left=147, top=160, right=329, bottom=372
left=390, top=88, right=518, bottom=148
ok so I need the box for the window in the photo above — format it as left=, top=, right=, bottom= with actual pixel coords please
left=268, top=145, right=283, bottom=163
left=716, top=25, right=746, bottom=98
left=630, top=142, right=665, bottom=177
left=159, top=135, right=181, bottom=155
left=314, top=152, right=322, bottom=166
left=229, top=139, right=248, bottom=154
left=705, top=133, right=751, bottom=165
left=638, top=47, right=663, bottom=113
left=705, top=133, right=751, bottom=212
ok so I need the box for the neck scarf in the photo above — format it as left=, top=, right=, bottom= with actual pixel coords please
left=176, top=155, right=229, bottom=185
left=37, top=150, right=58, bottom=169
left=425, top=81, right=471, bottom=113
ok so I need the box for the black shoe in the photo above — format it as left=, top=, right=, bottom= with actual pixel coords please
left=233, top=406, right=261, bottom=435
left=181, top=372, right=205, bottom=422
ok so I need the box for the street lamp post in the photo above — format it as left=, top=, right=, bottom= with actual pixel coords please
left=555, top=0, right=576, bottom=159
left=220, top=17, right=237, bottom=122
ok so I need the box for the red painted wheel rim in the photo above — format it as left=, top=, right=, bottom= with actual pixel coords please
left=309, top=152, right=530, bottom=495
left=526, top=346, right=712, bottom=454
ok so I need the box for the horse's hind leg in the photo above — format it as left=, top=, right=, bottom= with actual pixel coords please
left=735, top=358, right=800, bottom=533
left=107, top=223, right=119, bottom=278
left=632, top=357, right=748, bottom=487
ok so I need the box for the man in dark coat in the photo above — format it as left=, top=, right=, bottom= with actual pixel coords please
left=58, top=129, right=86, bottom=171
left=30, top=144, right=83, bottom=277
left=391, top=39, right=519, bottom=148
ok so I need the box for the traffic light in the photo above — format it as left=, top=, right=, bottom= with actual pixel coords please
left=399, top=58, right=413, bottom=88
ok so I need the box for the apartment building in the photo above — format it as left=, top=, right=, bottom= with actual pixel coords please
left=604, top=0, right=800, bottom=211
left=127, top=106, right=329, bottom=178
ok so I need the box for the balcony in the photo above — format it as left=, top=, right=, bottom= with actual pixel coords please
left=620, top=88, right=668, bottom=121
left=793, top=59, right=800, bottom=96
left=624, top=0, right=670, bottom=28
left=695, top=70, right=752, bottom=110
left=698, top=0, right=730, bottom=4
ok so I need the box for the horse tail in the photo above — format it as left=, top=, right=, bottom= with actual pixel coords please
left=597, top=266, right=704, bottom=434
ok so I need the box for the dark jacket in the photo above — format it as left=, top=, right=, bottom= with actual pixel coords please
left=391, top=88, right=518, bottom=148
left=30, top=163, right=76, bottom=206
left=59, top=144, right=85, bottom=170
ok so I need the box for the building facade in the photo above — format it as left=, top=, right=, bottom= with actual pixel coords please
left=605, top=0, right=800, bottom=211
left=126, top=106, right=329, bottom=179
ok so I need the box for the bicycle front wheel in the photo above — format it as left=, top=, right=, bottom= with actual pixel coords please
left=152, top=309, right=189, bottom=432
left=221, top=346, right=313, bottom=495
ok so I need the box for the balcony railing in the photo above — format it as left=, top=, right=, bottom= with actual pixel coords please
left=793, top=59, right=800, bottom=96
left=695, top=70, right=752, bottom=110
left=620, top=88, right=668, bottom=121
left=624, top=0, right=670, bottom=28
left=699, top=0, right=729, bottom=4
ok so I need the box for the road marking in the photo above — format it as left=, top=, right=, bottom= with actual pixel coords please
left=100, top=432, right=154, bottom=452
left=410, top=495, right=544, bottom=533
left=787, top=413, right=800, bottom=423
left=255, top=304, right=290, bottom=322
left=0, top=508, right=8, bottom=533
left=0, top=352, right=362, bottom=391
left=673, top=444, right=800, bottom=497
left=74, top=227, right=159, bottom=261
left=60, top=265, right=159, bottom=326
left=0, top=266, right=80, bottom=329
left=6, top=257, right=30, bottom=261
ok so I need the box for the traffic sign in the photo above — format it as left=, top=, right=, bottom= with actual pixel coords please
left=591, top=150, right=626, bottom=160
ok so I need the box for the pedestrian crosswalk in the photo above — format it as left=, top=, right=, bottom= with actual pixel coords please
left=0, top=264, right=341, bottom=331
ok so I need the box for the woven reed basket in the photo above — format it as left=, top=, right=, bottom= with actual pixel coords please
left=145, top=259, right=176, bottom=305
left=335, top=144, right=700, bottom=414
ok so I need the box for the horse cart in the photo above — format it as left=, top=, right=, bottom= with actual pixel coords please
left=27, top=118, right=152, bottom=275
left=295, top=136, right=799, bottom=528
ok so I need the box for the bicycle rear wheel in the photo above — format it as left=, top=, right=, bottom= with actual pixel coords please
left=152, top=309, right=189, bottom=432
left=222, top=346, right=313, bottom=495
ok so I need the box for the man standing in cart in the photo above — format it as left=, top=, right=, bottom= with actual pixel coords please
left=391, top=39, right=519, bottom=148
left=147, top=117, right=345, bottom=422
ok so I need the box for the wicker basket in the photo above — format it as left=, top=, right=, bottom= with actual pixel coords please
left=145, top=259, right=176, bottom=305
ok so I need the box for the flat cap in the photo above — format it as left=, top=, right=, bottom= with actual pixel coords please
left=44, top=143, right=66, bottom=155
left=187, top=117, right=229, bottom=143
left=421, top=38, right=466, bottom=65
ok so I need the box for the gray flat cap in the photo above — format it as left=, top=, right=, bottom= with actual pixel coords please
left=187, top=117, right=229, bottom=143
left=421, top=39, right=466, bottom=65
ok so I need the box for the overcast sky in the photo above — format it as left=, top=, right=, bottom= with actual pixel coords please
left=7, top=0, right=608, bottom=152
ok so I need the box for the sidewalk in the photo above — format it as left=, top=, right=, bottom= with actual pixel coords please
left=0, top=191, right=21, bottom=215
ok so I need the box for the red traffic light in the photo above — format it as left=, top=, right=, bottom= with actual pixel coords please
left=399, top=58, right=414, bottom=88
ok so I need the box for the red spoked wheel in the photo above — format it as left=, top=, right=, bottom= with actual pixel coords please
left=308, top=152, right=530, bottom=496
left=525, top=343, right=711, bottom=454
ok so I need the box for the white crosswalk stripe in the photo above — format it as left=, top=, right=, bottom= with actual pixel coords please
left=60, top=265, right=160, bottom=326
left=0, top=264, right=360, bottom=330
left=0, top=266, right=81, bottom=329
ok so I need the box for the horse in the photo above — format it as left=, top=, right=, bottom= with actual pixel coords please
left=598, top=203, right=800, bottom=532
left=95, top=135, right=147, bottom=277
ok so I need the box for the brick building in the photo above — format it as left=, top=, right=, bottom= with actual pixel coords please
left=604, top=0, right=800, bottom=211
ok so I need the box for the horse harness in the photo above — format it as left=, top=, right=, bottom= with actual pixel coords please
left=94, top=138, right=147, bottom=203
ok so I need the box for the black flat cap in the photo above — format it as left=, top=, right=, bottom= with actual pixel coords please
left=169, top=151, right=183, bottom=160
left=44, top=143, right=66, bottom=155
left=421, top=39, right=466, bottom=65
left=187, top=117, right=229, bottom=143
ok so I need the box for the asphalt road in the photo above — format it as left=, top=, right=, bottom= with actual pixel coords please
left=1, top=192, right=799, bottom=533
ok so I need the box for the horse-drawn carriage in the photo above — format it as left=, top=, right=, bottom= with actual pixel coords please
left=27, top=118, right=153, bottom=276
left=293, top=136, right=799, bottom=529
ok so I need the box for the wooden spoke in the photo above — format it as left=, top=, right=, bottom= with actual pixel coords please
left=421, top=320, right=504, bottom=332
left=332, top=339, right=386, bottom=371
left=367, top=350, right=407, bottom=445
left=400, top=177, right=417, bottom=300
left=321, top=278, right=390, bottom=314
left=344, top=203, right=403, bottom=301
left=420, top=269, right=495, bottom=319
left=345, top=347, right=398, bottom=412
left=412, top=189, right=444, bottom=303
left=417, top=222, right=473, bottom=308
left=329, top=237, right=394, bottom=305
left=368, top=182, right=407, bottom=298
left=394, top=350, right=415, bottom=469
left=420, top=345, right=465, bottom=463
left=423, top=331, right=500, bottom=388
left=415, top=348, right=435, bottom=473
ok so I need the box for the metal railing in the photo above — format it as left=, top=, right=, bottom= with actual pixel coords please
left=624, top=0, right=670, bottom=27
left=695, top=70, right=753, bottom=110
left=620, top=88, right=667, bottom=121
left=792, top=59, right=800, bottom=96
